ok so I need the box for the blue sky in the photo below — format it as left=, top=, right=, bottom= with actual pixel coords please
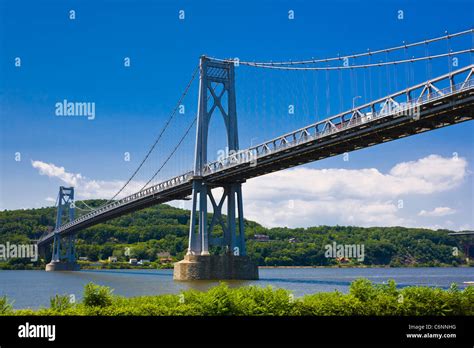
left=0, top=0, right=473, bottom=230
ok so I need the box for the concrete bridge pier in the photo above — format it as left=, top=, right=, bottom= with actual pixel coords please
left=174, top=254, right=258, bottom=280
left=46, top=261, right=80, bottom=271
left=45, top=233, right=80, bottom=271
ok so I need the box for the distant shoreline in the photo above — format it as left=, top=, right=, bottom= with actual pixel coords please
left=259, top=264, right=472, bottom=269
left=1, top=264, right=472, bottom=271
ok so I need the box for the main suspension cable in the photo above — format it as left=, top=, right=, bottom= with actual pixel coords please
left=101, top=65, right=199, bottom=205
left=140, top=82, right=221, bottom=191
left=231, top=49, right=473, bottom=71
left=73, top=200, right=96, bottom=211
left=209, top=28, right=473, bottom=66
left=140, top=116, right=197, bottom=191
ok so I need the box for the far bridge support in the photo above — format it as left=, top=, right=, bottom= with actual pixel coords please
left=173, top=56, right=258, bottom=280
left=45, top=186, right=79, bottom=271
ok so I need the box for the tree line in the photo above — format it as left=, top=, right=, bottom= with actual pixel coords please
left=0, top=200, right=471, bottom=267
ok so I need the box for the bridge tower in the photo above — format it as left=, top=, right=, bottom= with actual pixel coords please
left=45, top=186, right=80, bottom=271
left=174, top=56, right=258, bottom=280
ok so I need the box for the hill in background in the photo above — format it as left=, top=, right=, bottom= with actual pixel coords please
left=0, top=200, right=471, bottom=268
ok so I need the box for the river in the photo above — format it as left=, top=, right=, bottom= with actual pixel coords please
left=0, top=267, right=472, bottom=309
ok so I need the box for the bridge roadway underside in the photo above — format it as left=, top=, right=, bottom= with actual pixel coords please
left=37, top=184, right=194, bottom=247
left=207, top=93, right=474, bottom=184
left=38, top=91, right=474, bottom=247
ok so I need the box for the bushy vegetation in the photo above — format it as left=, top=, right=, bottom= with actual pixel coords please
left=49, top=294, right=74, bottom=312
left=83, top=283, right=114, bottom=307
left=0, top=295, right=13, bottom=315
left=0, top=201, right=471, bottom=267
left=5, top=280, right=474, bottom=316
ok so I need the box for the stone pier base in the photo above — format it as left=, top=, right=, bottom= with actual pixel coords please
left=45, top=261, right=80, bottom=271
left=173, top=254, right=259, bottom=280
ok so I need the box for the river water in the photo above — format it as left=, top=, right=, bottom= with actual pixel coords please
left=0, top=267, right=472, bottom=309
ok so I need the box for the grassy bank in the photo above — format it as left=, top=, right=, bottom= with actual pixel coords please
left=1, top=279, right=473, bottom=316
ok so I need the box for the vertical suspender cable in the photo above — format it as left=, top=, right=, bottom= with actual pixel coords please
left=325, top=68, right=330, bottom=117
left=386, top=51, right=391, bottom=94
left=313, top=70, right=319, bottom=123
left=339, top=68, right=343, bottom=113
left=446, top=30, right=452, bottom=74
left=368, top=49, right=373, bottom=101
left=425, top=41, right=432, bottom=80
left=363, top=67, right=367, bottom=105
left=404, top=42, right=409, bottom=91
left=354, top=56, right=359, bottom=102
left=302, top=68, right=310, bottom=125
left=471, top=30, right=474, bottom=65
left=349, top=63, right=353, bottom=108
left=377, top=61, right=382, bottom=98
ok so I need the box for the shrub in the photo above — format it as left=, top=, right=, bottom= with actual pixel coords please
left=399, top=286, right=450, bottom=315
left=83, top=283, right=114, bottom=307
left=299, top=291, right=366, bottom=315
left=349, top=278, right=378, bottom=302
left=230, top=285, right=296, bottom=316
left=50, top=294, right=74, bottom=311
left=0, top=295, right=13, bottom=314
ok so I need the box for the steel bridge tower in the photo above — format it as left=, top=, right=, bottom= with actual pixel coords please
left=174, top=56, right=258, bottom=280
left=46, top=186, right=79, bottom=271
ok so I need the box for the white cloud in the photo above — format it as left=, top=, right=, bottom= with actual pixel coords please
left=243, top=154, right=468, bottom=228
left=45, top=197, right=56, bottom=203
left=458, top=224, right=473, bottom=231
left=32, top=155, right=470, bottom=230
left=245, top=155, right=467, bottom=202
left=244, top=198, right=408, bottom=228
left=32, top=160, right=83, bottom=187
left=32, top=160, right=145, bottom=200
left=418, top=207, right=456, bottom=217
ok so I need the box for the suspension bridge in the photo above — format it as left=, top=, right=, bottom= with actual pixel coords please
left=37, top=29, right=474, bottom=279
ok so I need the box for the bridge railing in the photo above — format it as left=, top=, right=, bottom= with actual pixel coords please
left=202, top=65, right=474, bottom=175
